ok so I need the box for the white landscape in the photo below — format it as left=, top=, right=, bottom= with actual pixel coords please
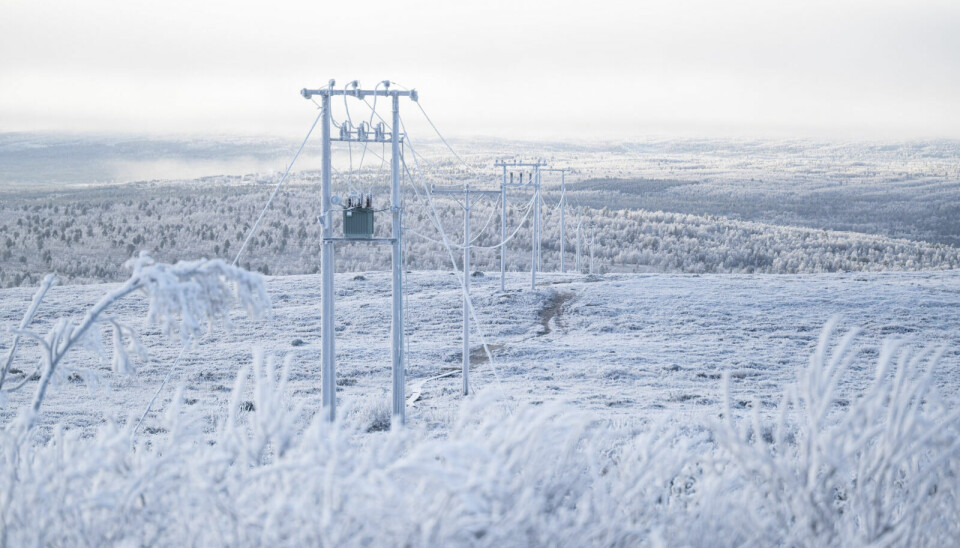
left=2, top=262, right=960, bottom=545
left=3, top=0, right=960, bottom=546
left=3, top=141, right=960, bottom=548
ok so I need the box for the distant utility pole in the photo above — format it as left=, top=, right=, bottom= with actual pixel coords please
left=590, top=225, right=595, bottom=275
left=541, top=168, right=569, bottom=272
left=433, top=183, right=500, bottom=396
left=576, top=208, right=583, bottom=273
left=300, top=80, right=417, bottom=427
left=495, top=158, right=548, bottom=291
left=536, top=168, right=542, bottom=273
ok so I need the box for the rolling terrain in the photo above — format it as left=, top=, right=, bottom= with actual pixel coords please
left=3, top=270, right=959, bottom=436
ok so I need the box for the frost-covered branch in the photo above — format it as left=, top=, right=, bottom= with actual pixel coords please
left=2, top=253, right=270, bottom=425
left=0, top=274, right=55, bottom=392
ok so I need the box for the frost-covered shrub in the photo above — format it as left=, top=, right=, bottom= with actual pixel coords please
left=713, top=318, right=960, bottom=546
left=0, top=253, right=270, bottom=424
left=0, top=375, right=690, bottom=546
left=341, top=391, right=393, bottom=433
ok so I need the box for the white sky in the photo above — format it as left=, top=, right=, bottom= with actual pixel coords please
left=2, top=0, right=959, bottom=140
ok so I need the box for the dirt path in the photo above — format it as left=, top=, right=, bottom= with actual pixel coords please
left=537, top=291, right=574, bottom=336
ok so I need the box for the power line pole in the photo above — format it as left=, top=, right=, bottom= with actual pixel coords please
left=319, top=87, right=335, bottom=423
left=495, top=158, right=548, bottom=291
left=433, top=184, right=499, bottom=395
left=463, top=186, right=469, bottom=396
left=390, top=93, right=404, bottom=424
left=301, top=80, right=417, bottom=426
left=500, top=163, right=507, bottom=292
left=590, top=225, right=595, bottom=275
left=576, top=208, right=582, bottom=273
left=535, top=168, right=542, bottom=276
left=541, top=168, right=569, bottom=273
left=560, top=170, right=566, bottom=272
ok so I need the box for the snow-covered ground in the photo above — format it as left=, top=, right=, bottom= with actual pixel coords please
left=3, top=270, right=959, bottom=437
left=4, top=268, right=960, bottom=545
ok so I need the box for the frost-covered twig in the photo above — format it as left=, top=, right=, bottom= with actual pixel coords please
left=0, top=274, right=55, bottom=393
left=2, top=253, right=270, bottom=425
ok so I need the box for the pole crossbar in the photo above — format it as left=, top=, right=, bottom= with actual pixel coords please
left=322, top=237, right=397, bottom=243
left=432, top=189, right=501, bottom=195
left=494, top=159, right=548, bottom=167
left=330, top=137, right=398, bottom=143
left=302, top=88, right=417, bottom=99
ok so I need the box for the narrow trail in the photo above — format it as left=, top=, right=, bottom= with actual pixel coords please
left=537, top=290, right=574, bottom=336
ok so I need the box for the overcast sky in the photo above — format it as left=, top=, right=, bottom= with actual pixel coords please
left=2, top=0, right=959, bottom=140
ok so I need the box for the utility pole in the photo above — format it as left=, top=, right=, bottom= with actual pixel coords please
left=560, top=170, right=566, bottom=272
left=433, top=184, right=499, bottom=395
left=535, top=168, right=541, bottom=275
left=463, top=186, right=469, bottom=396
left=590, top=225, right=595, bottom=275
left=500, top=163, right=507, bottom=292
left=301, top=80, right=417, bottom=426
left=319, top=86, right=334, bottom=423
left=576, top=208, right=582, bottom=273
left=390, top=93, right=404, bottom=424
left=495, top=158, right=548, bottom=291
left=541, top=168, right=569, bottom=273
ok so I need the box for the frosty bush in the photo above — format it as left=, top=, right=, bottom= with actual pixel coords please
left=713, top=318, right=960, bottom=546
left=0, top=313, right=958, bottom=545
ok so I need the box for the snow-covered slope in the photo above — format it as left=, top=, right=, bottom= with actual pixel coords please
left=3, top=270, right=959, bottom=436
left=4, top=270, right=960, bottom=546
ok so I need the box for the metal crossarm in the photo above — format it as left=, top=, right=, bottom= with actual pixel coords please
left=321, top=237, right=398, bottom=243
left=301, top=83, right=418, bottom=100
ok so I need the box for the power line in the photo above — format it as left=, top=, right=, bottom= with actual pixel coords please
left=232, top=108, right=324, bottom=267
left=466, top=194, right=501, bottom=245
left=415, top=101, right=481, bottom=176
left=133, top=105, right=324, bottom=441
left=399, top=113, right=508, bottom=403
left=407, top=193, right=535, bottom=251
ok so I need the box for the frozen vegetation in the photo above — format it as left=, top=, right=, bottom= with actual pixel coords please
left=1, top=267, right=960, bottom=545
left=2, top=137, right=960, bottom=287
left=1, top=136, right=960, bottom=545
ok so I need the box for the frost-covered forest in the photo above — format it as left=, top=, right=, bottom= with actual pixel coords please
left=583, top=139, right=960, bottom=243
left=2, top=138, right=959, bottom=288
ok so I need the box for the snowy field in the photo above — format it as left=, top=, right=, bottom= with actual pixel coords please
left=3, top=266, right=960, bottom=545
left=4, top=270, right=960, bottom=436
